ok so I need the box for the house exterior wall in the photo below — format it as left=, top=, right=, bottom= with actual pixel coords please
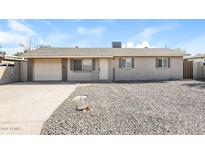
left=0, top=61, right=20, bottom=84
left=62, top=58, right=68, bottom=81
left=108, top=58, right=114, bottom=81
left=27, top=59, right=33, bottom=81
left=67, top=58, right=100, bottom=81
left=20, top=61, right=27, bottom=82
left=28, top=56, right=183, bottom=82
left=113, top=57, right=183, bottom=81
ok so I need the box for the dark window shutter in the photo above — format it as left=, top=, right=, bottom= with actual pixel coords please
left=119, top=58, right=122, bottom=68
left=156, top=58, right=159, bottom=68
left=92, top=59, right=95, bottom=70
left=70, top=59, right=74, bottom=71
left=168, top=57, right=171, bottom=68
left=131, top=58, right=134, bottom=68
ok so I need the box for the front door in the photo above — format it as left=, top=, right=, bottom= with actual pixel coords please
left=99, top=59, right=109, bottom=80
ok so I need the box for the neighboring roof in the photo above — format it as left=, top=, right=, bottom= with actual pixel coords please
left=24, top=47, right=188, bottom=58
left=2, top=55, right=26, bottom=61
left=185, top=54, right=205, bottom=59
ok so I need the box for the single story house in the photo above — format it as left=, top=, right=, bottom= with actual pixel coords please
left=24, top=43, right=186, bottom=82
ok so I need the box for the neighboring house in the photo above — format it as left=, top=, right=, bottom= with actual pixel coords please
left=0, top=55, right=27, bottom=84
left=186, top=54, right=205, bottom=62
left=24, top=42, right=186, bottom=82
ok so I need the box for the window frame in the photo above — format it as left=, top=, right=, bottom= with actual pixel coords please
left=73, top=59, right=82, bottom=71
left=72, top=59, right=93, bottom=72
left=120, top=57, right=132, bottom=69
left=158, top=57, right=168, bottom=68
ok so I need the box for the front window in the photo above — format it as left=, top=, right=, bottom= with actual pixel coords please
left=73, top=59, right=82, bottom=71
left=158, top=58, right=168, bottom=68
left=73, top=59, right=92, bottom=71
left=82, top=59, right=92, bottom=71
left=126, top=58, right=132, bottom=68
left=121, top=58, right=132, bottom=68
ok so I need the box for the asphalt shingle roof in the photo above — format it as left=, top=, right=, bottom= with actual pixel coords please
left=24, top=47, right=187, bottom=58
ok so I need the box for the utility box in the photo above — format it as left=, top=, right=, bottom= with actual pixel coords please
left=112, top=42, right=122, bottom=48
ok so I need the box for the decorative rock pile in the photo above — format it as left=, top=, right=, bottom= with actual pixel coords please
left=72, top=95, right=93, bottom=112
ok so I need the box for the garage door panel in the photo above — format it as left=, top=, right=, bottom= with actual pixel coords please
left=34, top=59, right=62, bottom=81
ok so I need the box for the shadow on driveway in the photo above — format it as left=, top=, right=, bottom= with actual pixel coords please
left=1, top=81, right=78, bottom=86
left=182, top=80, right=205, bottom=89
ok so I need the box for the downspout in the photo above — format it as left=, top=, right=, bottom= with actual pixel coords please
left=112, top=58, right=115, bottom=82
left=19, top=61, right=21, bottom=82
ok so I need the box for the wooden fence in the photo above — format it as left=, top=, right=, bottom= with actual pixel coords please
left=183, top=60, right=193, bottom=79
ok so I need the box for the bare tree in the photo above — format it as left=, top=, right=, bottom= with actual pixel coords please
left=16, top=38, right=34, bottom=57
left=176, top=48, right=186, bottom=53
left=19, top=37, right=34, bottom=52
left=17, top=38, right=52, bottom=56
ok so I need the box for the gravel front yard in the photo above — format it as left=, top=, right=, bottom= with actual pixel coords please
left=41, top=80, right=205, bottom=135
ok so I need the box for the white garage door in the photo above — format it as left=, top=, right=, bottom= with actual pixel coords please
left=34, top=59, right=62, bottom=81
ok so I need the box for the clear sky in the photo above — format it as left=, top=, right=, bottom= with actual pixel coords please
left=0, top=19, right=205, bottom=55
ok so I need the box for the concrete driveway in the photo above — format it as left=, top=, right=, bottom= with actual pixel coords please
left=0, top=82, right=78, bottom=135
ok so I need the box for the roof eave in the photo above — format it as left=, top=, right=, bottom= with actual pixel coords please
left=24, top=54, right=185, bottom=58
left=24, top=55, right=114, bottom=58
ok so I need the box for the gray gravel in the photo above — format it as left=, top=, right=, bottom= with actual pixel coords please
left=41, top=80, right=205, bottom=135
